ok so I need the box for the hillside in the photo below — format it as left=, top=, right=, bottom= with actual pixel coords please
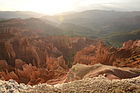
left=42, top=10, right=140, bottom=46
left=1, top=10, right=140, bottom=47
left=44, top=10, right=140, bottom=33
left=0, top=11, right=44, bottom=19
left=104, top=30, right=140, bottom=47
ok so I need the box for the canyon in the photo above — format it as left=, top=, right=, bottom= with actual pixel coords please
left=0, top=18, right=140, bottom=85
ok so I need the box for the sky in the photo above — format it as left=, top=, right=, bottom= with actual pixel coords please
left=0, top=0, right=140, bottom=15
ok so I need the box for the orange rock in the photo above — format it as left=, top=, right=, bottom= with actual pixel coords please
left=74, top=40, right=140, bottom=68
left=0, top=18, right=140, bottom=85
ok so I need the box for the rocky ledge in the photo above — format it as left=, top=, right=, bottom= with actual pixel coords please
left=0, top=75, right=140, bottom=93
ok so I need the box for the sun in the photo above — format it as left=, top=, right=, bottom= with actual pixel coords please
left=22, top=0, right=76, bottom=15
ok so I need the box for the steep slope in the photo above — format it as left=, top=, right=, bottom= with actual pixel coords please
left=74, top=40, right=140, bottom=68
left=65, top=64, right=140, bottom=83
left=0, top=18, right=98, bottom=85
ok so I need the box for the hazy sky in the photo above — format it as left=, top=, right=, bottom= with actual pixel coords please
left=0, top=0, right=140, bottom=15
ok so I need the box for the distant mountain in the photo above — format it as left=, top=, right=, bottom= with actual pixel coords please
left=44, top=10, right=140, bottom=33
left=0, top=18, right=63, bottom=36
left=0, top=11, right=44, bottom=19
left=1, top=10, right=140, bottom=47
left=42, top=10, right=140, bottom=46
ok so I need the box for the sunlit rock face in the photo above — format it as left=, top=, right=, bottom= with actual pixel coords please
left=114, top=40, right=140, bottom=68
left=74, top=40, right=140, bottom=68
left=122, top=40, right=140, bottom=49
left=73, top=42, right=116, bottom=65
left=65, top=64, right=140, bottom=83
left=0, top=18, right=98, bottom=85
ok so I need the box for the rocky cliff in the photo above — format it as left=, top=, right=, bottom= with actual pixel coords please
left=0, top=18, right=97, bottom=85
left=74, top=40, right=140, bottom=68
left=0, top=18, right=140, bottom=85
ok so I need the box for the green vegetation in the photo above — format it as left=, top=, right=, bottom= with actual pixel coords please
left=59, top=23, right=97, bottom=38
left=104, top=29, right=140, bottom=47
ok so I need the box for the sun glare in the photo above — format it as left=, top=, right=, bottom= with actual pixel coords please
left=0, top=0, right=122, bottom=15
left=22, top=0, right=76, bottom=15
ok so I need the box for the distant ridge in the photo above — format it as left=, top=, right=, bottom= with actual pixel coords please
left=0, top=11, right=44, bottom=19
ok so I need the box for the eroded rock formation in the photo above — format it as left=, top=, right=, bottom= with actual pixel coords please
left=74, top=40, right=140, bottom=68
left=0, top=18, right=140, bottom=85
left=0, top=18, right=98, bottom=85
